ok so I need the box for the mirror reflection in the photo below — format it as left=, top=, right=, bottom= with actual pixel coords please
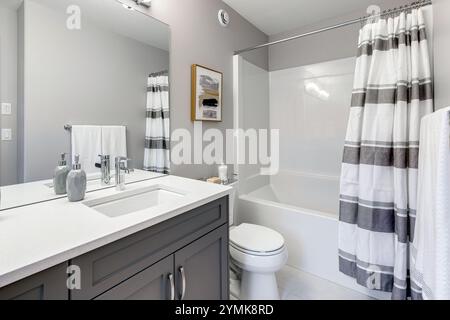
left=0, top=0, right=170, bottom=210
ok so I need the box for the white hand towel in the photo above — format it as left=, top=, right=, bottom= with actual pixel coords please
left=101, top=126, right=127, bottom=166
left=433, top=107, right=450, bottom=299
left=71, top=125, right=102, bottom=174
left=412, top=106, right=450, bottom=300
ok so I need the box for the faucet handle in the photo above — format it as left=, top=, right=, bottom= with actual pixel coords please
left=96, top=154, right=110, bottom=169
left=98, top=154, right=110, bottom=160
left=115, top=156, right=128, bottom=165
left=116, top=157, right=132, bottom=172
left=123, top=159, right=134, bottom=174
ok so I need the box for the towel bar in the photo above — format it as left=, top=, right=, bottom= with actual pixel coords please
left=64, top=124, right=127, bottom=131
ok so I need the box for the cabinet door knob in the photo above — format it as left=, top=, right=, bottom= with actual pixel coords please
left=168, top=273, right=175, bottom=300
left=178, top=266, right=186, bottom=300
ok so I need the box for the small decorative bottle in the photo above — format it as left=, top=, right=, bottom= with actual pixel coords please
left=53, top=153, right=69, bottom=195
left=66, top=155, right=87, bottom=202
left=218, top=163, right=228, bottom=184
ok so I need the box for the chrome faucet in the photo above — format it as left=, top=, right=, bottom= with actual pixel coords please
left=98, top=155, right=111, bottom=185
left=115, top=156, right=132, bottom=191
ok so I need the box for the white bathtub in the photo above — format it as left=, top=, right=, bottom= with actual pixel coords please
left=237, top=171, right=390, bottom=300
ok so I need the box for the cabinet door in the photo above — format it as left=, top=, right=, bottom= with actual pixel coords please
left=175, top=225, right=229, bottom=300
left=71, top=197, right=228, bottom=300
left=95, top=256, right=174, bottom=300
left=0, top=263, right=68, bottom=300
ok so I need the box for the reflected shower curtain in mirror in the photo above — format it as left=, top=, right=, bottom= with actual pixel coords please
left=338, top=8, right=433, bottom=300
left=144, top=71, right=170, bottom=174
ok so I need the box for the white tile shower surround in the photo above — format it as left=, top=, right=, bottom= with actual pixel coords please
left=269, top=57, right=355, bottom=177
left=231, top=266, right=373, bottom=300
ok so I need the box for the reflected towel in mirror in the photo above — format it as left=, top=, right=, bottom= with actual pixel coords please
left=71, top=126, right=102, bottom=174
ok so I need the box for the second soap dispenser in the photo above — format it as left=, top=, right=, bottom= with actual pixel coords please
left=53, top=153, right=69, bottom=195
left=67, top=155, right=87, bottom=202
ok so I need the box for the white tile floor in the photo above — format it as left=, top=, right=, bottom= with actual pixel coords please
left=276, top=265, right=373, bottom=300
left=230, top=265, right=374, bottom=300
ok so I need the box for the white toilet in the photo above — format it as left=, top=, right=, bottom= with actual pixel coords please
left=228, top=182, right=288, bottom=300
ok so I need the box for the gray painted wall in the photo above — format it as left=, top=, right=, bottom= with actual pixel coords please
left=17, top=3, right=24, bottom=183
left=268, top=0, right=414, bottom=72
left=0, top=6, right=18, bottom=186
left=433, top=0, right=450, bottom=110
left=20, top=0, right=169, bottom=182
left=122, top=0, right=269, bottom=179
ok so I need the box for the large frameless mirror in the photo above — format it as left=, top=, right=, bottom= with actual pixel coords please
left=0, top=0, right=170, bottom=210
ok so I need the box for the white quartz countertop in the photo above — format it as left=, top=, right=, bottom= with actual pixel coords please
left=0, top=169, right=165, bottom=211
left=0, top=175, right=232, bottom=288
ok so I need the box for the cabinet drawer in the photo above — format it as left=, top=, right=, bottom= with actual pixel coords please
left=95, top=256, right=174, bottom=300
left=71, top=196, right=228, bottom=300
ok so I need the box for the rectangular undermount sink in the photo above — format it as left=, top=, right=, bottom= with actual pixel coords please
left=83, top=185, right=185, bottom=218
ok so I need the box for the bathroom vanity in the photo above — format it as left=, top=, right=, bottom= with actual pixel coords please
left=0, top=176, right=231, bottom=300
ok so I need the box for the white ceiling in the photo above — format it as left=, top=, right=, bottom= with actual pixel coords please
left=223, top=0, right=396, bottom=36
left=1, top=0, right=169, bottom=51
left=43, top=0, right=169, bottom=50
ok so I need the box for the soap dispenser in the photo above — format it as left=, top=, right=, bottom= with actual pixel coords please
left=66, top=155, right=87, bottom=202
left=53, top=153, right=69, bottom=195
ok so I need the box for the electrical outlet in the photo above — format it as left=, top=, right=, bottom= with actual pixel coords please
left=1, top=128, right=12, bottom=141
left=1, top=103, right=12, bottom=115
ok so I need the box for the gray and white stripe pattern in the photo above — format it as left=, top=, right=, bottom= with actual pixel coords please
left=338, top=8, right=433, bottom=300
left=144, top=71, right=170, bottom=174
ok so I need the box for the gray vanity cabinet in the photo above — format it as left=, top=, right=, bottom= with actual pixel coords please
left=95, top=256, right=174, bottom=300
left=175, top=224, right=229, bottom=300
left=0, top=196, right=229, bottom=300
left=0, top=263, right=68, bottom=300
left=96, top=224, right=229, bottom=301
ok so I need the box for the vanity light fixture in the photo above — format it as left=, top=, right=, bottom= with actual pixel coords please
left=134, top=0, right=152, bottom=8
left=120, top=0, right=151, bottom=10
left=122, top=3, right=135, bottom=10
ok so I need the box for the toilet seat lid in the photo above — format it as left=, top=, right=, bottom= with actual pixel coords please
left=230, top=223, right=285, bottom=253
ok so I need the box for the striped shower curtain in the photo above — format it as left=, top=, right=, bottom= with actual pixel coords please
left=338, top=8, right=433, bottom=300
left=144, top=71, right=170, bottom=174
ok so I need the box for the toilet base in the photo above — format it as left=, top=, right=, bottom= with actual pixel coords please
left=240, top=270, right=280, bottom=300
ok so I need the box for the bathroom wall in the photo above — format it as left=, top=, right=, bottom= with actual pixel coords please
left=19, top=0, right=169, bottom=182
left=0, top=5, right=19, bottom=186
left=433, top=0, right=450, bottom=110
left=17, top=4, right=24, bottom=183
left=122, top=0, right=269, bottom=180
left=268, top=0, right=419, bottom=72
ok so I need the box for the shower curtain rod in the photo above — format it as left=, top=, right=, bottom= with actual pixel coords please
left=234, top=0, right=432, bottom=55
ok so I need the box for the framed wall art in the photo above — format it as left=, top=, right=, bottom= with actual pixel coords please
left=191, top=64, right=223, bottom=122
